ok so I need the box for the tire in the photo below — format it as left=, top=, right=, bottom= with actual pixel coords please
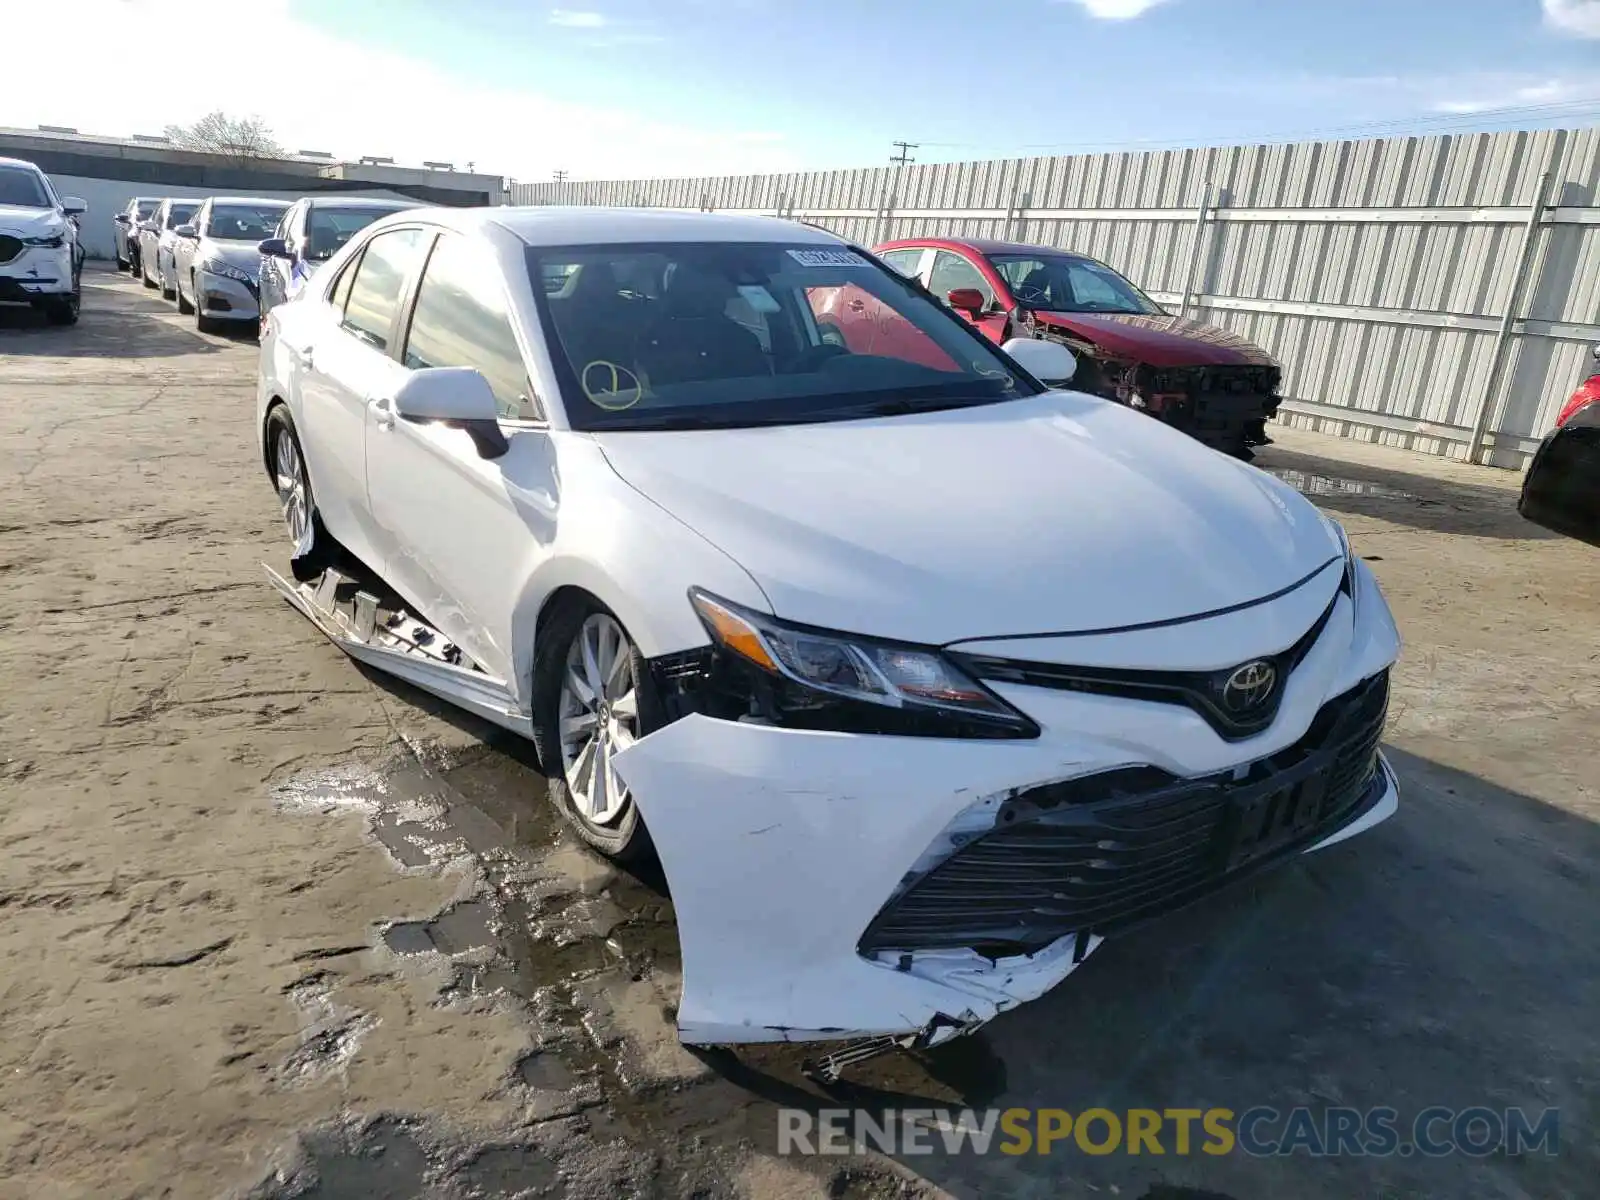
left=197, top=312, right=222, bottom=335
left=114, top=248, right=128, bottom=271
left=160, top=263, right=176, bottom=300
left=176, top=272, right=194, bottom=315
left=263, top=405, right=334, bottom=581
left=141, top=254, right=157, bottom=289
left=44, top=269, right=81, bottom=326
left=534, top=602, right=659, bottom=863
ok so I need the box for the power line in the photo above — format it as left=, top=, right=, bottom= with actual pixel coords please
left=889, top=140, right=919, bottom=166
left=890, top=97, right=1600, bottom=160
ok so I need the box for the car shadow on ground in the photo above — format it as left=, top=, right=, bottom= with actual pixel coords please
left=1256, top=443, right=1557, bottom=541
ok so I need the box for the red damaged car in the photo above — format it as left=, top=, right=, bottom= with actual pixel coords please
left=873, top=237, right=1283, bottom=458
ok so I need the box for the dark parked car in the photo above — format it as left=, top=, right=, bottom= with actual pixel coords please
left=256, top=196, right=418, bottom=332
left=112, top=196, right=159, bottom=273
left=1520, top=345, right=1600, bottom=547
left=874, top=237, right=1282, bottom=458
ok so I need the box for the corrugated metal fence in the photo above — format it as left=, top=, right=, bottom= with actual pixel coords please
left=511, top=127, right=1600, bottom=468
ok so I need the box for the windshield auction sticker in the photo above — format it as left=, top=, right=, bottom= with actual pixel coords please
left=787, top=248, right=865, bottom=268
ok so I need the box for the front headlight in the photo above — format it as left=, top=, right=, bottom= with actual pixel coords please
left=22, top=234, right=64, bottom=248
left=688, top=589, right=1038, bottom=738
left=198, top=259, right=255, bottom=285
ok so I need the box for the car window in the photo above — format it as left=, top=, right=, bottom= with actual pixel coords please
left=207, top=203, right=287, bottom=241
left=988, top=253, right=1161, bottom=315
left=928, top=251, right=994, bottom=308
left=307, top=206, right=408, bottom=261
left=530, top=241, right=1038, bottom=432
left=328, top=248, right=361, bottom=312
left=403, top=234, right=540, bottom=421
left=165, top=202, right=198, bottom=229
left=0, top=166, right=50, bottom=209
left=136, top=200, right=158, bottom=219
left=341, top=228, right=429, bottom=352
left=878, top=248, right=924, bottom=278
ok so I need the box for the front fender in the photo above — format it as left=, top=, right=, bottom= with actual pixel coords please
left=506, top=436, right=770, bottom=709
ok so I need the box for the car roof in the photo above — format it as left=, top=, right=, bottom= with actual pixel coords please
left=0, top=156, right=45, bottom=172
left=482, top=206, right=845, bottom=247
left=204, top=196, right=291, bottom=206
left=880, top=235, right=1094, bottom=260
left=305, top=195, right=416, bottom=210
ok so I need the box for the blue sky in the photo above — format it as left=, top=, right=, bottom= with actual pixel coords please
left=7, top=0, right=1599, bottom=179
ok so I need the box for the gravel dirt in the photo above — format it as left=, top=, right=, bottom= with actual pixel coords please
left=1, top=268, right=1595, bottom=1199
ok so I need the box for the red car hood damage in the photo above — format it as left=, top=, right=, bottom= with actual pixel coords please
left=1032, top=310, right=1278, bottom=368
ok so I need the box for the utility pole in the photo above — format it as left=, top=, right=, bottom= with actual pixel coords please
left=553, top=170, right=569, bottom=182
left=889, top=141, right=918, bottom=166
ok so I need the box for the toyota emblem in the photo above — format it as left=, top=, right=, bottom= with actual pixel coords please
left=1221, top=660, right=1277, bottom=713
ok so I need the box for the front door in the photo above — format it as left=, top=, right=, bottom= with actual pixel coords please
left=291, top=227, right=429, bottom=572
left=928, top=249, right=1009, bottom=344
left=362, top=231, right=553, bottom=688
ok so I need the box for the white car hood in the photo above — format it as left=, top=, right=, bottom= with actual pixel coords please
left=0, top=206, right=60, bottom=235
left=596, top=391, right=1340, bottom=645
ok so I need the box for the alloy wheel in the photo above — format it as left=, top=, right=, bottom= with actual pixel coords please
left=557, top=613, right=640, bottom=828
left=273, top=430, right=310, bottom=548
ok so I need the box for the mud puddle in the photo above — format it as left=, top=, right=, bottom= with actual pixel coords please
left=261, top=737, right=999, bottom=1197
left=1266, top=467, right=1423, bottom=502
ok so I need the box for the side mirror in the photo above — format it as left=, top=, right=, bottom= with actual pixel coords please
left=947, top=287, right=987, bottom=317
left=60, top=196, right=87, bottom=216
left=391, top=367, right=509, bottom=460
left=114, top=213, right=131, bottom=225
left=1002, top=337, right=1077, bottom=386
left=173, top=224, right=198, bottom=239
left=258, top=237, right=293, bottom=260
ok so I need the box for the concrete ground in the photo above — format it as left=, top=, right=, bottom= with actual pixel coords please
left=1, top=267, right=1595, bottom=1200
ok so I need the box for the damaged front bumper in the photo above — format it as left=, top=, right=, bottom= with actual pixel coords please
left=612, top=680, right=1398, bottom=1048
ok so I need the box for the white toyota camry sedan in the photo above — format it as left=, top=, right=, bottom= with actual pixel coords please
left=257, top=206, right=1400, bottom=1059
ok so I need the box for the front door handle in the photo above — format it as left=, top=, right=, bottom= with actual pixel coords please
left=368, top=395, right=394, bottom=431
left=289, top=343, right=315, bottom=371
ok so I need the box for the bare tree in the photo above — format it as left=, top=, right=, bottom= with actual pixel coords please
left=162, top=112, right=283, bottom=162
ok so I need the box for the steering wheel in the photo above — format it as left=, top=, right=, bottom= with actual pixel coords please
left=788, top=342, right=851, bottom=373
left=1013, top=283, right=1049, bottom=304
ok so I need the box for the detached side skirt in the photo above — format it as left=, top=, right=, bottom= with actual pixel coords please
left=265, top=563, right=531, bottom=737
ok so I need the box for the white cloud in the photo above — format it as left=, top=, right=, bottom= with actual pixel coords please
left=1543, top=0, right=1600, bottom=37
left=1056, top=0, right=1171, bottom=19
left=0, top=0, right=795, bottom=181
left=1431, top=75, right=1600, bottom=114
left=549, top=9, right=608, bottom=27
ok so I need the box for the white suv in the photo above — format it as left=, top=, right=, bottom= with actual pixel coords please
left=0, top=156, right=85, bottom=325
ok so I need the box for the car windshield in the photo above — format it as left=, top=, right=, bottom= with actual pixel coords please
left=135, top=200, right=158, bottom=218
left=0, top=166, right=50, bottom=209
left=529, top=241, right=1039, bottom=431
left=207, top=203, right=286, bottom=240
left=989, top=253, right=1162, bottom=316
left=306, top=206, right=409, bottom=260
left=164, top=202, right=198, bottom=229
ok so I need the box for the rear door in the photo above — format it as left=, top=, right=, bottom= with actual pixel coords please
left=927, top=249, right=1008, bottom=343
left=363, top=230, right=553, bottom=683
left=292, top=226, right=430, bottom=570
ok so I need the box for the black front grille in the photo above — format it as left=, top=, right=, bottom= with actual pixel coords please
left=0, top=235, right=22, bottom=264
left=859, top=671, right=1389, bottom=958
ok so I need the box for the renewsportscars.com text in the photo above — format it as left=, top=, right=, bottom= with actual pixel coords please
left=777, top=1106, right=1559, bottom=1158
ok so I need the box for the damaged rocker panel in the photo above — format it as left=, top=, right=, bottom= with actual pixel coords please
left=265, top=563, right=531, bottom=736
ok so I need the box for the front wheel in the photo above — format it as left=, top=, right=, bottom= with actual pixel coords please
left=176, top=273, right=194, bottom=315
left=264, top=405, right=333, bottom=580
left=535, top=604, right=658, bottom=863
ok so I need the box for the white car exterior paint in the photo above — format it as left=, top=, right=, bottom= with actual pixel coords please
left=173, top=196, right=290, bottom=326
left=0, top=157, right=84, bottom=312
left=258, top=206, right=1403, bottom=1049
